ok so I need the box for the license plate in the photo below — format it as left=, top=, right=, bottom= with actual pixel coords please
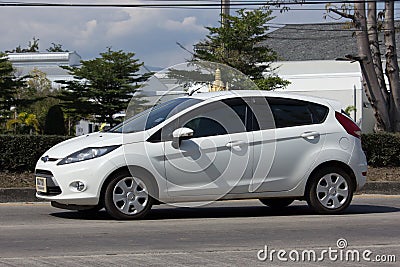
left=36, top=177, right=47, bottom=193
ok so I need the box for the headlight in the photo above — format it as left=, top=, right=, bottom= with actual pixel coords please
left=57, top=145, right=120, bottom=165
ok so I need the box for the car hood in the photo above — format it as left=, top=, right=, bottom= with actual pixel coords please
left=42, top=131, right=147, bottom=159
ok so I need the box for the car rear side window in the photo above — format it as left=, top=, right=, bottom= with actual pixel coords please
left=267, top=97, right=328, bottom=128
left=310, top=103, right=330, bottom=123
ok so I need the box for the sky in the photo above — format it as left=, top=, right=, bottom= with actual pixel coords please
left=0, top=1, right=398, bottom=68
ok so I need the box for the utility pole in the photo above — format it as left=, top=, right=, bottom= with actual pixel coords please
left=221, top=0, right=230, bottom=26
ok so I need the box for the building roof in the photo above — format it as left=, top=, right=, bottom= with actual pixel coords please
left=265, top=22, right=400, bottom=61
left=7, top=51, right=81, bottom=66
left=6, top=51, right=81, bottom=88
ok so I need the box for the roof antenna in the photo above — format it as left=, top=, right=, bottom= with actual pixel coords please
left=188, top=83, right=207, bottom=96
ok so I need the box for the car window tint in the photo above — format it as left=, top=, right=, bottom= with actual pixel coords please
left=267, top=98, right=328, bottom=128
left=309, top=103, right=329, bottom=123
left=179, top=98, right=248, bottom=138
left=246, top=97, right=275, bottom=131
left=184, top=117, right=227, bottom=138
left=221, top=98, right=247, bottom=128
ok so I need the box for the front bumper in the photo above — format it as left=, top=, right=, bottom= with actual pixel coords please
left=35, top=153, right=119, bottom=206
left=35, top=169, right=62, bottom=196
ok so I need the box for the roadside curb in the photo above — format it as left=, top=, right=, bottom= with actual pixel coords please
left=359, top=181, right=400, bottom=195
left=1, top=182, right=400, bottom=203
left=0, top=188, right=39, bottom=203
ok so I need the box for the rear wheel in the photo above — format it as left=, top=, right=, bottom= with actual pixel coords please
left=104, top=172, right=154, bottom=220
left=259, top=198, right=294, bottom=209
left=306, top=167, right=353, bottom=214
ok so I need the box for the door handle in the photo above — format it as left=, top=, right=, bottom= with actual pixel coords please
left=226, top=140, right=246, bottom=148
left=301, top=131, right=320, bottom=140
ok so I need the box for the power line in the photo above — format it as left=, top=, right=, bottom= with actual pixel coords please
left=0, top=0, right=400, bottom=9
left=0, top=1, right=400, bottom=11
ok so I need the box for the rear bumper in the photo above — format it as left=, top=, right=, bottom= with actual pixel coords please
left=348, top=140, right=368, bottom=191
left=355, top=166, right=367, bottom=191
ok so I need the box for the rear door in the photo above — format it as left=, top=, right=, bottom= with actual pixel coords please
left=250, top=97, right=329, bottom=192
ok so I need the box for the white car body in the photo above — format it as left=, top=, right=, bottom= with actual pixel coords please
left=35, top=90, right=367, bottom=218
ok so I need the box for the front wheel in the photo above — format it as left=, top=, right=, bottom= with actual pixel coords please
left=306, top=167, right=354, bottom=214
left=104, top=172, right=154, bottom=220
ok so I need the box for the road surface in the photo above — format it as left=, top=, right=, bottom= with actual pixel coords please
left=0, top=195, right=399, bottom=266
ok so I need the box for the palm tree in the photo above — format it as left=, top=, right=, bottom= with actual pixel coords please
left=6, top=112, right=40, bottom=134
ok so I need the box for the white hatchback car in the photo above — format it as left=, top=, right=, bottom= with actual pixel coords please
left=35, top=91, right=367, bottom=219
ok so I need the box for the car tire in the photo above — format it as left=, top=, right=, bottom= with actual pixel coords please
left=259, top=198, right=294, bottom=209
left=306, top=167, right=354, bottom=214
left=104, top=172, right=154, bottom=220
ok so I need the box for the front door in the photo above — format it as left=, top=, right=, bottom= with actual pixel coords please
left=164, top=98, right=254, bottom=197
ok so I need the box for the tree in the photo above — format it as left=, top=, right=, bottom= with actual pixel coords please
left=383, top=1, right=400, bottom=132
left=192, top=6, right=289, bottom=90
left=328, top=1, right=400, bottom=132
left=58, top=48, right=149, bottom=126
left=6, top=37, right=40, bottom=53
left=44, top=105, right=66, bottom=135
left=46, top=43, right=68, bottom=52
left=17, top=68, right=61, bottom=132
left=6, top=112, right=40, bottom=134
left=0, top=52, right=24, bottom=128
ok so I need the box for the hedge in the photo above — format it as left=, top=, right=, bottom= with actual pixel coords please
left=0, top=133, right=399, bottom=172
left=0, top=135, right=70, bottom=172
left=361, top=133, right=400, bottom=167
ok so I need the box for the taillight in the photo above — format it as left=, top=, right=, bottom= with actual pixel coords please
left=335, top=111, right=361, bottom=139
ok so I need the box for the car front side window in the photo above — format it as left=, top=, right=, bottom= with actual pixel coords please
left=179, top=98, right=250, bottom=138
left=183, top=117, right=227, bottom=138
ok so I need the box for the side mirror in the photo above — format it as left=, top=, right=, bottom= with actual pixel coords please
left=172, top=127, right=194, bottom=147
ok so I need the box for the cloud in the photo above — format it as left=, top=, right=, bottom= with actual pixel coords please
left=82, top=20, right=98, bottom=39
left=0, top=1, right=340, bottom=67
left=163, top=16, right=207, bottom=33
left=0, top=2, right=221, bottom=67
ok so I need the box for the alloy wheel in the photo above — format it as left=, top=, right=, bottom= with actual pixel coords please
left=316, top=173, right=349, bottom=209
left=112, top=177, right=149, bottom=215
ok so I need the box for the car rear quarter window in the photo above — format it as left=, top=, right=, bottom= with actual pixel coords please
left=267, top=97, right=328, bottom=128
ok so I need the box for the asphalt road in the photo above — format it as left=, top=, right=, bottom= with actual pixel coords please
left=0, top=195, right=399, bottom=266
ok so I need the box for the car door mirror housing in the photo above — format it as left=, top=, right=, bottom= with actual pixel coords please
left=172, top=127, right=194, bottom=139
left=172, top=127, right=194, bottom=147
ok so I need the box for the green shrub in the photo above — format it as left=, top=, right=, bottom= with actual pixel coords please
left=362, top=133, right=400, bottom=167
left=0, top=133, right=399, bottom=172
left=0, top=135, right=70, bottom=172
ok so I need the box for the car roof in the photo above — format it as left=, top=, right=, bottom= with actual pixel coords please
left=187, top=90, right=341, bottom=109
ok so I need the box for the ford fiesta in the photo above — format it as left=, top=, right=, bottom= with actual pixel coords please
left=35, top=90, right=367, bottom=219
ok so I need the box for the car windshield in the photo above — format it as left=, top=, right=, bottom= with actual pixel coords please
left=109, top=97, right=203, bottom=133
